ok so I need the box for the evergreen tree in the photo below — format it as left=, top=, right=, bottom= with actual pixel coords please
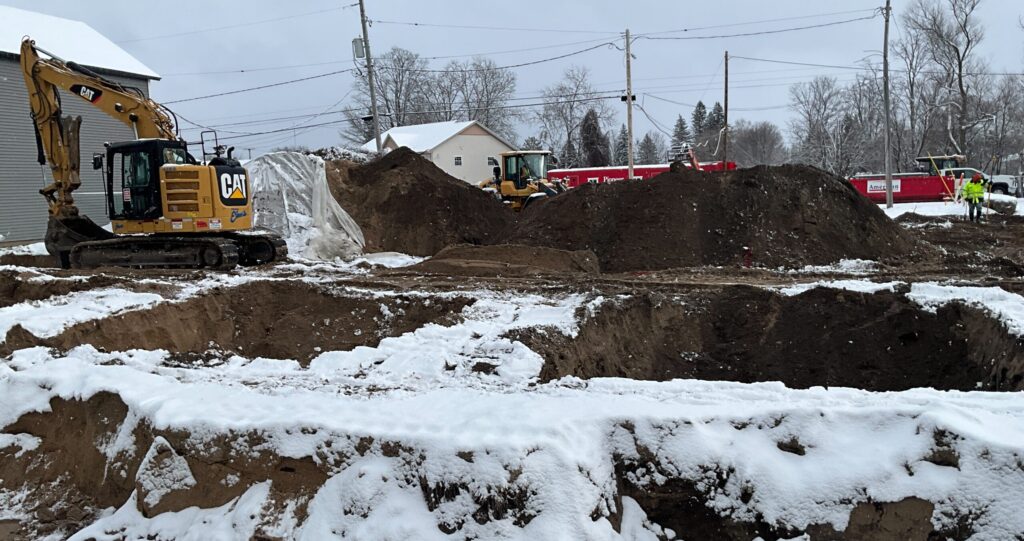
left=562, top=139, right=580, bottom=168
left=637, top=133, right=660, bottom=164
left=706, top=102, right=725, bottom=133
left=579, top=109, right=610, bottom=167
left=521, top=136, right=545, bottom=150
left=670, top=115, right=692, bottom=159
left=613, top=124, right=629, bottom=166
left=691, top=101, right=707, bottom=136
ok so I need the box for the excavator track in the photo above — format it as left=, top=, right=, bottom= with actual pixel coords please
left=67, top=233, right=287, bottom=270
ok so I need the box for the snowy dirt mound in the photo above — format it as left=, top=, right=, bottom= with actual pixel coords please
left=2, top=346, right=1024, bottom=540
left=2, top=280, right=474, bottom=363
left=513, top=165, right=924, bottom=272
left=248, top=152, right=365, bottom=261
left=519, top=285, right=1024, bottom=391
left=326, top=147, right=515, bottom=256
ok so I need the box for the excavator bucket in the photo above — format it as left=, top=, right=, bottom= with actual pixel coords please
left=44, top=215, right=114, bottom=268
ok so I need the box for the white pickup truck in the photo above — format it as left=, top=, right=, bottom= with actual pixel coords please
left=941, top=167, right=1020, bottom=195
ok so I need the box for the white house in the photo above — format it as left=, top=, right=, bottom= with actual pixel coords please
left=362, top=120, right=515, bottom=184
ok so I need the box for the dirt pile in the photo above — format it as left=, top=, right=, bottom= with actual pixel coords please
left=512, top=165, right=921, bottom=272
left=410, top=244, right=599, bottom=276
left=326, top=147, right=514, bottom=256
left=0, top=271, right=119, bottom=308
left=2, top=280, right=473, bottom=362
left=518, top=286, right=1022, bottom=391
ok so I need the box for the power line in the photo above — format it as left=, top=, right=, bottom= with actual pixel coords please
left=163, top=69, right=356, bottom=105
left=732, top=55, right=1024, bottom=76
left=163, top=60, right=351, bottom=77
left=637, top=13, right=880, bottom=41
left=115, top=4, right=359, bottom=44
left=192, top=95, right=620, bottom=145
left=638, top=8, right=879, bottom=36
left=370, top=19, right=620, bottom=35
left=644, top=93, right=787, bottom=112
left=163, top=42, right=614, bottom=104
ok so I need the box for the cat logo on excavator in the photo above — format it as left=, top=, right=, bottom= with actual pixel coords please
left=217, top=169, right=248, bottom=206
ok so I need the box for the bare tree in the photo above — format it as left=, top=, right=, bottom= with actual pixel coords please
left=533, top=66, right=615, bottom=167
left=457, top=58, right=518, bottom=143
left=730, top=120, right=787, bottom=166
left=905, top=0, right=985, bottom=154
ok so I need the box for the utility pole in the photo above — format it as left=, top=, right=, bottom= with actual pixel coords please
left=358, top=0, right=382, bottom=151
left=624, top=29, right=635, bottom=179
left=882, top=0, right=894, bottom=208
left=245, top=147, right=253, bottom=160
left=723, top=50, right=729, bottom=166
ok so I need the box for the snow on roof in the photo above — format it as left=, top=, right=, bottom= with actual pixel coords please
left=0, top=5, right=159, bottom=79
left=361, top=120, right=512, bottom=153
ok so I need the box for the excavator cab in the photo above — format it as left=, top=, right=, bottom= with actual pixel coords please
left=102, top=139, right=194, bottom=220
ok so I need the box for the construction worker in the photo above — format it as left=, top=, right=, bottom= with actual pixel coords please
left=962, top=173, right=987, bottom=223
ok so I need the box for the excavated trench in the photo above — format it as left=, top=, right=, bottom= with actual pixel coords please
left=2, top=280, right=474, bottom=362
left=518, top=286, right=1024, bottom=392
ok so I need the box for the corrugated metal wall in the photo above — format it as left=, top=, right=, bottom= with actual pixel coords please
left=0, top=57, right=150, bottom=242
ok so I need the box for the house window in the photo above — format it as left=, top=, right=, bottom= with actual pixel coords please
left=454, top=156, right=463, bottom=166
left=487, top=157, right=498, bottom=166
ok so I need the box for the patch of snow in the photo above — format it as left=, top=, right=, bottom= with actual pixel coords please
left=880, top=201, right=995, bottom=218
left=0, top=288, right=163, bottom=341
left=791, top=259, right=877, bottom=276
left=0, top=242, right=48, bottom=256
left=0, top=433, right=41, bottom=457
left=776, top=280, right=899, bottom=296
left=907, top=283, right=1024, bottom=336
left=313, top=146, right=374, bottom=163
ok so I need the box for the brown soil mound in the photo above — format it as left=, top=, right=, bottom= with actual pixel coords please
left=518, top=286, right=1022, bottom=392
left=326, top=147, right=514, bottom=256
left=2, top=280, right=473, bottom=362
left=512, top=165, right=920, bottom=272
left=0, top=271, right=119, bottom=308
left=0, top=253, right=55, bottom=268
left=410, top=244, right=599, bottom=276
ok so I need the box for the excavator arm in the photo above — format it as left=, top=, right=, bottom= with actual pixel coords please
left=19, top=37, right=178, bottom=216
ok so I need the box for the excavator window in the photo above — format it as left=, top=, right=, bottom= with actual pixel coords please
left=111, top=149, right=160, bottom=219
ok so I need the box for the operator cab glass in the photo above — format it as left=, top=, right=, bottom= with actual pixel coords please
left=503, top=153, right=547, bottom=189
left=106, top=140, right=193, bottom=220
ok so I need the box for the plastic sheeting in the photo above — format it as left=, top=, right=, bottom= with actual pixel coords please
left=247, top=152, right=364, bottom=261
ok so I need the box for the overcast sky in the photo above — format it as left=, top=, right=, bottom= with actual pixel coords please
left=9, top=0, right=1024, bottom=156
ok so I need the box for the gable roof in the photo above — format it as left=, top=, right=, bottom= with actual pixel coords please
left=0, top=5, right=159, bottom=79
left=361, top=120, right=515, bottom=153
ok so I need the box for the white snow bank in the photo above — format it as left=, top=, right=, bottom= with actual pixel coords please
left=790, top=259, right=877, bottom=276
left=248, top=152, right=364, bottom=261
left=0, top=288, right=163, bottom=340
left=880, top=200, right=995, bottom=219
left=2, top=345, right=1023, bottom=540
left=0, top=242, right=48, bottom=256
left=908, top=282, right=1024, bottom=335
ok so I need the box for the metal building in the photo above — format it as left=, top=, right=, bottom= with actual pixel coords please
left=0, top=5, right=159, bottom=243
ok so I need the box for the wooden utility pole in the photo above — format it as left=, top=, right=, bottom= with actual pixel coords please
left=359, top=0, right=382, bottom=152
left=624, top=29, right=636, bottom=178
left=723, top=50, right=729, bottom=165
left=882, top=0, right=894, bottom=208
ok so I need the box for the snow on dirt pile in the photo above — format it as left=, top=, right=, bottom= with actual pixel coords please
left=326, top=146, right=514, bottom=256
left=248, top=151, right=364, bottom=260
left=514, top=164, right=923, bottom=272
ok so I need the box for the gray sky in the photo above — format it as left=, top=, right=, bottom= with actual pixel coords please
left=9, top=0, right=1024, bottom=156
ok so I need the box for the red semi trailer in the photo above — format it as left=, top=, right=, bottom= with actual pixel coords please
left=548, top=161, right=736, bottom=189
left=848, top=155, right=964, bottom=203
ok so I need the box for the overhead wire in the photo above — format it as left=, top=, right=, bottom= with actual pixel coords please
left=636, top=12, right=881, bottom=41
left=638, top=8, right=880, bottom=36
left=115, top=4, right=359, bottom=44
left=369, top=19, right=620, bottom=35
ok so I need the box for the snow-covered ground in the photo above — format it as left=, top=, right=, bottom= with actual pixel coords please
left=2, top=272, right=1024, bottom=539
left=880, top=195, right=1024, bottom=219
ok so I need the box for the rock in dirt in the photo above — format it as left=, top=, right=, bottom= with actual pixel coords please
left=410, top=244, right=599, bottom=276
left=325, top=147, right=514, bottom=256
left=512, top=164, right=923, bottom=272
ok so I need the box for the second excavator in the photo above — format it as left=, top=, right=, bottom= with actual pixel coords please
left=20, top=37, right=286, bottom=269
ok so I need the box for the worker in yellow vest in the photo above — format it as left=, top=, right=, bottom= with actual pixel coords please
left=962, top=173, right=987, bottom=223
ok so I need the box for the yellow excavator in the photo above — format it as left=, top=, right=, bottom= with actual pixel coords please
left=480, top=150, right=565, bottom=211
left=20, top=37, right=285, bottom=269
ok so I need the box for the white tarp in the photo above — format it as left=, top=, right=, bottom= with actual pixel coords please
left=247, top=152, right=364, bottom=261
